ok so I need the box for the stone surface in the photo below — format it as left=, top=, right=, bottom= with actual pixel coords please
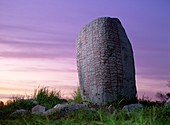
left=31, top=105, right=45, bottom=114
left=76, top=17, right=137, bottom=105
left=10, top=109, right=29, bottom=117
left=166, top=98, right=170, bottom=103
left=122, top=104, right=143, bottom=112
left=44, top=103, right=90, bottom=116
left=43, top=108, right=58, bottom=116
left=165, top=98, right=170, bottom=107
left=29, top=99, right=39, bottom=105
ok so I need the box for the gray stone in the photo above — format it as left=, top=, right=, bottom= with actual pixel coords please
left=44, top=103, right=90, bottom=116
left=164, top=98, right=170, bottom=107
left=30, top=99, right=38, bottom=105
left=31, top=105, right=45, bottom=114
left=43, top=108, right=58, bottom=116
left=122, top=104, right=143, bottom=112
left=76, top=17, right=137, bottom=105
left=166, top=98, right=170, bottom=103
left=10, top=109, right=29, bottom=117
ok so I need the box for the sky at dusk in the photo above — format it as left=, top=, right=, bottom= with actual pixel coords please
left=0, top=0, right=170, bottom=101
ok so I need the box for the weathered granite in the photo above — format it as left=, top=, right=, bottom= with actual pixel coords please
left=76, top=17, right=137, bottom=105
left=122, top=104, right=143, bottom=112
left=166, top=98, right=170, bottom=103
left=43, top=103, right=90, bottom=116
left=165, top=98, right=170, bottom=108
left=31, top=105, right=45, bottom=114
left=10, top=109, right=29, bottom=117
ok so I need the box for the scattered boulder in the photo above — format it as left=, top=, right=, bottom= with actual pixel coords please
left=43, top=108, right=58, bottom=116
left=164, top=98, right=170, bottom=107
left=10, top=109, right=29, bottom=117
left=44, top=103, right=90, bottom=116
left=166, top=98, right=170, bottom=103
left=29, top=99, right=38, bottom=105
left=122, top=104, right=143, bottom=112
left=31, top=105, right=45, bottom=114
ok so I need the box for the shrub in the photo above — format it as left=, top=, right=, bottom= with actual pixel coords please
left=0, top=101, right=4, bottom=109
left=156, top=81, right=170, bottom=102
left=0, top=99, right=36, bottom=119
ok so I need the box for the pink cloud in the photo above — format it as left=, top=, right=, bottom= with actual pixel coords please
left=7, top=67, right=77, bottom=73
left=0, top=51, right=75, bottom=59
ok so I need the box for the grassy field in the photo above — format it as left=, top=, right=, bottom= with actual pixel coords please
left=0, top=87, right=169, bottom=125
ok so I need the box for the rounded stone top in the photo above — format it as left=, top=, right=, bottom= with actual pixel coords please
left=93, top=17, right=121, bottom=24
left=78, top=17, right=122, bottom=35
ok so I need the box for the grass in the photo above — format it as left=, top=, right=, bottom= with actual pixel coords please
left=72, top=87, right=83, bottom=103
left=33, top=87, right=67, bottom=109
left=0, top=87, right=169, bottom=125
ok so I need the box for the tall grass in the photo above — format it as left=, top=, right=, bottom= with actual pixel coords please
left=72, top=87, right=83, bottom=103
left=33, top=87, right=67, bottom=109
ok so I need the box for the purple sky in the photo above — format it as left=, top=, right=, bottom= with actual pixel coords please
left=0, top=0, right=170, bottom=101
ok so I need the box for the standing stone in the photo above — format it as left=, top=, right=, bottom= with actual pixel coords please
left=76, top=17, right=137, bottom=105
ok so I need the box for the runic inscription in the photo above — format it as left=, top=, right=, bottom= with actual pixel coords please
left=76, top=17, right=137, bottom=105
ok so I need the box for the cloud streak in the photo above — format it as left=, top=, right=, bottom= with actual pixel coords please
left=0, top=23, right=76, bottom=60
left=7, top=67, right=77, bottom=73
left=0, top=23, right=59, bottom=35
left=0, top=51, right=74, bottom=59
left=0, top=39, right=75, bottom=51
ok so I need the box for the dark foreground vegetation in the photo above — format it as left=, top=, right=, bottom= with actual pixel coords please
left=0, top=87, right=169, bottom=125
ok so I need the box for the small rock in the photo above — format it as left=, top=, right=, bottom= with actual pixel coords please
left=164, top=98, right=170, bottom=108
left=44, top=103, right=90, bottom=116
left=122, top=104, right=143, bottom=112
left=166, top=98, right=170, bottom=103
left=43, top=108, right=58, bottom=116
left=32, top=105, right=45, bottom=114
left=10, top=109, right=29, bottom=117
left=53, top=103, right=69, bottom=109
left=30, top=100, right=38, bottom=105
left=54, top=103, right=90, bottom=111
